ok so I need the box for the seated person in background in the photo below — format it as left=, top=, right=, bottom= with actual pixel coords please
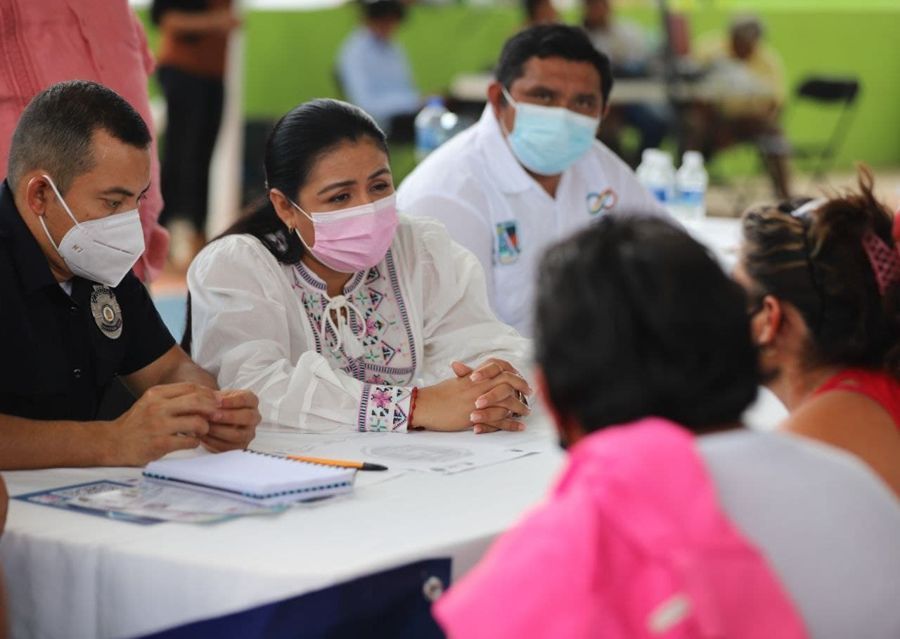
left=435, top=215, right=900, bottom=639
left=735, top=167, right=900, bottom=497
left=683, top=15, right=791, bottom=198
left=186, top=99, right=532, bottom=434
left=398, top=25, right=664, bottom=337
left=583, top=0, right=670, bottom=166
left=522, top=0, right=559, bottom=29
left=0, top=81, right=260, bottom=469
left=336, top=0, right=419, bottom=142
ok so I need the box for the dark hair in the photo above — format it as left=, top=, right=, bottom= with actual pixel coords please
left=535, top=215, right=759, bottom=434
left=151, top=0, right=208, bottom=26
left=523, top=0, right=550, bottom=21
left=7, top=80, right=151, bottom=193
left=730, top=15, right=764, bottom=40
left=182, top=98, right=388, bottom=352
left=495, top=24, right=613, bottom=108
left=361, top=0, right=406, bottom=22
left=741, top=166, right=900, bottom=378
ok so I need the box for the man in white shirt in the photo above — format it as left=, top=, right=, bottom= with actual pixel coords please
left=398, top=25, right=664, bottom=336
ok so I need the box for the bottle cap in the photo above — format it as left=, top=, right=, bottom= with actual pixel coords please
left=682, top=151, right=704, bottom=166
left=642, top=148, right=670, bottom=166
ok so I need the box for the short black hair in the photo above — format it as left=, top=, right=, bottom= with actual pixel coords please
left=535, top=215, right=759, bottom=435
left=495, top=24, right=613, bottom=108
left=7, top=80, right=151, bottom=194
left=361, top=0, right=406, bottom=22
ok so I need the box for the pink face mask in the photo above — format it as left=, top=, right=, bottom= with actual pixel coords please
left=290, top=193, right=399, bottom=273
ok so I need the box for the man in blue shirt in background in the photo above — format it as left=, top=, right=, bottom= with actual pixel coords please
left=337, top=0, right=420, bottom=141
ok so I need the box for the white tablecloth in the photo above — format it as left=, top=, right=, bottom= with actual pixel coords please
left=0, top=422, right=565, bottom=639
left=680, top=215, right=743, bottom=272
left=0, top=212, right=787, bottom=638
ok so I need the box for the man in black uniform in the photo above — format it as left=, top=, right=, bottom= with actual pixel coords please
left=0, top=80, right=260, bottom=469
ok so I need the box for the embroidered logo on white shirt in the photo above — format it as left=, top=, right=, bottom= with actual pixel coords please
left=586, top=188, right=618, bottom=216
left=495, top=220, right=520, bottom=265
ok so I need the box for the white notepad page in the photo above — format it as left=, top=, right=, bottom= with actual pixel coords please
left=144, top=450, right=356, bottom=504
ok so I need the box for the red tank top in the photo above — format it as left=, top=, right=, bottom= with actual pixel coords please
left=814, top=368, right=900, bottom=428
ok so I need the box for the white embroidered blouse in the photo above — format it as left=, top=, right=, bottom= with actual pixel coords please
left=187, top=216, right=531, bottom=432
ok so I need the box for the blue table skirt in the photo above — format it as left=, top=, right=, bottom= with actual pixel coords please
left=140, top=558, right=452, bottom=639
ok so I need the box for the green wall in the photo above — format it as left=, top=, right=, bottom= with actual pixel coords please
left=141, top=4, right=900, bottom=170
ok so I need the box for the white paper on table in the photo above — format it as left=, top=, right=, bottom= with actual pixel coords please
left=251, top=425, right=547, bottom=475
left=74, top=480, right=287, bottom=524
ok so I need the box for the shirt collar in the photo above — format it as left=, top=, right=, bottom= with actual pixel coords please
left=475, top=106, right=540, bottom=195
left=0, top=180, right=60, bottom=294
left=293, top=258, right=368, bottom=296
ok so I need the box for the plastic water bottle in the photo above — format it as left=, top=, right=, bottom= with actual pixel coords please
left=675, top=151, right=708, bottom=221
left=636, top=149, right=676, bottom=208
left=415, top=97, right=449, bottom=162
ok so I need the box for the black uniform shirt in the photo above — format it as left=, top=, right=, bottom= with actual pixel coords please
left=0, top=181, right=175, bottom=421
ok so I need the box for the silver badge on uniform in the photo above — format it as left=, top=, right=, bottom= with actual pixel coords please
left=90, top=285, right=123, bottom=340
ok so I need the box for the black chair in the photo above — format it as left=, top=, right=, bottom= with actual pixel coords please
left=791, top=76, right=861, bottom=181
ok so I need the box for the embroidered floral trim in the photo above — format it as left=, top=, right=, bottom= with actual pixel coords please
left=358, top=384, right=414, bottom=432
left=292, top=250, right=417, bottom=385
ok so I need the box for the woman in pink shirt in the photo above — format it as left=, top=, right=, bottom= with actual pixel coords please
left=435, top=215, right=808, bottom=638
left=435, top=214, right=900, bottom=638
left=0, top=0, right=167, bottom=282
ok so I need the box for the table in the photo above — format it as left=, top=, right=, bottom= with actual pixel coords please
left=0, top=421, right=565, bottom=638
left=681, top=215, right=743, bottom=271
left=449, top=72, right=668, bottom=106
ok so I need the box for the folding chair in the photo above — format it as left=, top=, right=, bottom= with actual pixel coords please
left=791, top=76, right=861, bottom=182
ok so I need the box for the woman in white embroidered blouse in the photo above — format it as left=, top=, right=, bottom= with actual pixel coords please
left=186, top=99, right=532, bottom=433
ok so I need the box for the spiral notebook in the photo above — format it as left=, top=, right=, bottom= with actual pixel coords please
left=143, top=450, right=356, bottom=505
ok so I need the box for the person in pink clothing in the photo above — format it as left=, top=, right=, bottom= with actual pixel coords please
left=436, top=214, right=900, bottom=638
left=435, top=215, right=807, bottom=638
left=0, top=477, right=6, bottom=639
left=0, top=0, right=167, bottom=282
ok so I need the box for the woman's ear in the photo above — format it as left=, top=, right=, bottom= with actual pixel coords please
left=756, top=294, right=783, bottom=346
left=268, top=189, right=295, bottom=229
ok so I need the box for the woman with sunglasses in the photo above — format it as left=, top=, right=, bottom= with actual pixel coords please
left=734, top=168, right=900, bottom=496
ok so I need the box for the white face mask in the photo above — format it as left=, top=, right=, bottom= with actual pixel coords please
left=39, top=175, right=145, bottom=287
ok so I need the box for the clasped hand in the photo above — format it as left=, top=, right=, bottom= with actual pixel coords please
left=112, top=383, right=261, bottom=466
left=413, top=358, right=532, bottom=433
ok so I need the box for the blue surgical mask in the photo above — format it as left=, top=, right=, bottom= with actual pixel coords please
left=501, top=87, right=601, bottom=176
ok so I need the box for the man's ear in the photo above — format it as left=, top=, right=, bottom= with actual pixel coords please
left=23, top=174, right=53, bottom=218
left=534, top=366, right=582, bottom=447
left=487, top=81, right=507, bottom=121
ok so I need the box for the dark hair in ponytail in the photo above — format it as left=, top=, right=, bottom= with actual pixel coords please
left=741, top=165, right=900, bottom=379
left=181, top=99, right=388, bottom=353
